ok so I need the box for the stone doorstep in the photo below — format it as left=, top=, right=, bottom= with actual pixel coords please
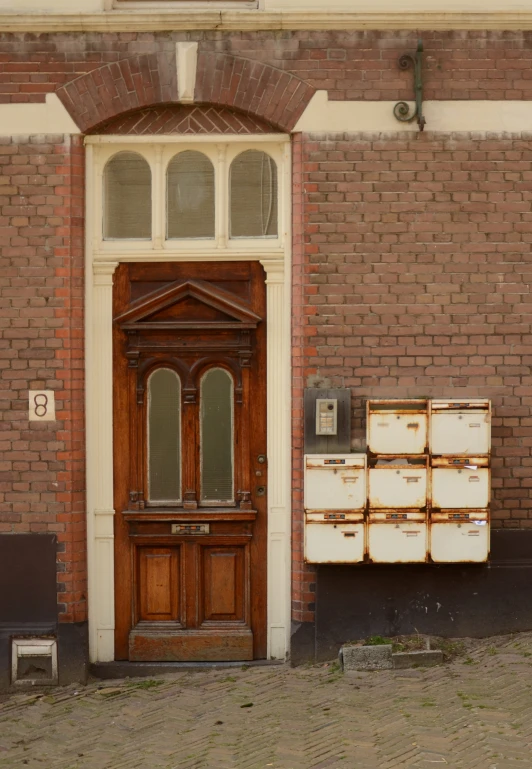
left=91, top=659, right=283, bottom=680
left=340, top=645, right=444, bottom=672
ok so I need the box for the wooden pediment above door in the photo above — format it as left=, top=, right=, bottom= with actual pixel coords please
left=114, top=279, right=262, bottom=331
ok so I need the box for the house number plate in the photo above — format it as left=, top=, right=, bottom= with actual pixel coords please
left=171, top=523, right=210, bottom=535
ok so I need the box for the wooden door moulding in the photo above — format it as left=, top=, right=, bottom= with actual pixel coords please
left=114, top=278, right=262, bottom=330
left=122, top=510, right=258, bottom=522
left=113, top=261, right=267, bottom=662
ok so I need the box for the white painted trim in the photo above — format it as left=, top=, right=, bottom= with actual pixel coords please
left=295, top=91, right=532, bottom=134
left=86, top=135, right=291, bottom=144
left=2, top=9, right=532, bottom=31
left=3, top=96, right=532, bottom=138
left=0, top=94, right=80, bottom=136
left=86, top=137, right=292, bottom=663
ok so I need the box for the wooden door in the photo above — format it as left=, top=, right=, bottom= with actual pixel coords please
left=113, top=262, right=267, bottom=661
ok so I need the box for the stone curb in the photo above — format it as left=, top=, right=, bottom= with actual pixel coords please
left=392, top=650, right=444, bottom=669
left=339, top=645, right=444, bottom=671
left=340, top=644, right=393, bottom=671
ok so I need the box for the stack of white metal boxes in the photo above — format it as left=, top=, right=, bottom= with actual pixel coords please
left=304, top=399, right=491, bottom=564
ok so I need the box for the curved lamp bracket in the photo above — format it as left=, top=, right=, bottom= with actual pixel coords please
left=393, top=39, right=426, bottom=132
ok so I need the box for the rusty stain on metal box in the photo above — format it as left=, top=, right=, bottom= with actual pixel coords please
left=304, top=454, right=366, bottom=512
left=368, top=521, right=429, bottom=563
left=305, top=522, right=365, bottom=564
left=430, top=399, right=491, bottom=456
left=367, top=399, right=428, bottom=455
left=368, top=457, right=428, bottom=510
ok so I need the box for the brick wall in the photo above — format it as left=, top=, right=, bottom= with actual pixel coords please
left=0, top=134, right=85, bottom=623
left=1, top=28, right=531, bottom=633
left=1, top=31, right=532, bottom=107
left=290, top=130, right=532, bottom=621
left=300, top=131, right=532, bottom=521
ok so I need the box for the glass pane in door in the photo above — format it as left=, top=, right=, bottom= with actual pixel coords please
left=148, top=368, right=181, bottom=503
left=200, top=368, right=234, bottom=503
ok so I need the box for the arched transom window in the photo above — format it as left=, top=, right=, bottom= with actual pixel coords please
left=92, top=137, right=288, bottom=254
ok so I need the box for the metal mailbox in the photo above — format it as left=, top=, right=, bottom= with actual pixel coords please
left=430, top=511, right=489, bottom=563
left=304, top=454, right=366, bottom=512
left=430, top=400, right=491, bottom=456
left=305, top=513, right=365, bottom=563
left=431, top=457, right=489, bottom=509
left=368, top=512, right=428, bottom=563
left=368, top=458, right=427, bottom=509
left=367, top=400, right=428, bottom=455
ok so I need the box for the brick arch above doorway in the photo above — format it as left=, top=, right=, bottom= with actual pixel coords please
left=56, top=51, right=315, bottom=134
left=94, top=104, right=280, bottom=135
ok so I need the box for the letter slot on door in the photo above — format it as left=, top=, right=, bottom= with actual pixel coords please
left=304, top=455, right=366, bottom=563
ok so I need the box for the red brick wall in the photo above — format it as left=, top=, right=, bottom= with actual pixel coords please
left=0, top=135, right=85, bottom=623
left=298, top=131, right=532, bottom=525
left=1, top=31, right=532, bottom=107
left=1, top=29, right=532, bottom=631
left=291, top=130, right=532, bottom=621
left=292, top=133, right=316, bottom=624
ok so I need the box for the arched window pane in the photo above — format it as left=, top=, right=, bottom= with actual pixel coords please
left=148, top=368, right=181, bottom=503
left=201, top=369, right=233, bottom=503
left=104, top=152, right=151, bottom=239
left=167, top=151, right=215, bottom=239
left=230, top=150, right=278, bottom=238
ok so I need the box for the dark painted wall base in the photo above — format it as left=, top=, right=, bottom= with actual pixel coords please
left=0, top=622, right=89, bottom=691
left=58, top=622, right=89, bottom=686
left=0, top=535, right=88, bottom=690
left=291, top=530, right=532, bottom=663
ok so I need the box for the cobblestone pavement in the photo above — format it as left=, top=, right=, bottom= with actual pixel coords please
left=2, top=633, right=532, bottom=769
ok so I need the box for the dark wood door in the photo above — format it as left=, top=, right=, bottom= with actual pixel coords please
left=113, top=261, right=267, bottom=661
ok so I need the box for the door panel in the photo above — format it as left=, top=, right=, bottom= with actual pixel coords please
left=113, top=261, right=267, bottom=661
left=137, top=547, right=181, bottom=623
left=200, top=546, right=246, bottom=623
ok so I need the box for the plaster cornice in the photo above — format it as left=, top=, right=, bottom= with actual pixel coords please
left=1, top=11, right=532, bottom=32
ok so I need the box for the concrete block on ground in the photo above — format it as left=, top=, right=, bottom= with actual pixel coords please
left=392, top=650, right=443, bottom=669
left=341, top=644, right=393, bottom=671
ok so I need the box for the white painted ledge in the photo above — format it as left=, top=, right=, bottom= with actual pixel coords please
left=2, top=91, right=532, bottom=137
left=295, top=91, right=532, bottom=134
left=0, top=10, right=532, bottom=31
left=0, top=94, right=80, bottom=135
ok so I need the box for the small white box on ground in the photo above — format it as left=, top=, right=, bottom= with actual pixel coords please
left=12, top=638, right=58, bottom=686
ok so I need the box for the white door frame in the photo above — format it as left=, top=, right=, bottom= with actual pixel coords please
left=84, top=135, right=292, bottom=662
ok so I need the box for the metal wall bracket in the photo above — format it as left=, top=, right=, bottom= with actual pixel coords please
left=393, top=39, right=425, bottom=132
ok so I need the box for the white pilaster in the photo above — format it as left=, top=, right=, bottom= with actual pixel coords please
left=261, top=258, right=291, bottom=660
left=87, top=260, right=118, bottom=662
left=153, top=144, right=164, bottom=249
left=216, top=143, right=228, bottom=249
